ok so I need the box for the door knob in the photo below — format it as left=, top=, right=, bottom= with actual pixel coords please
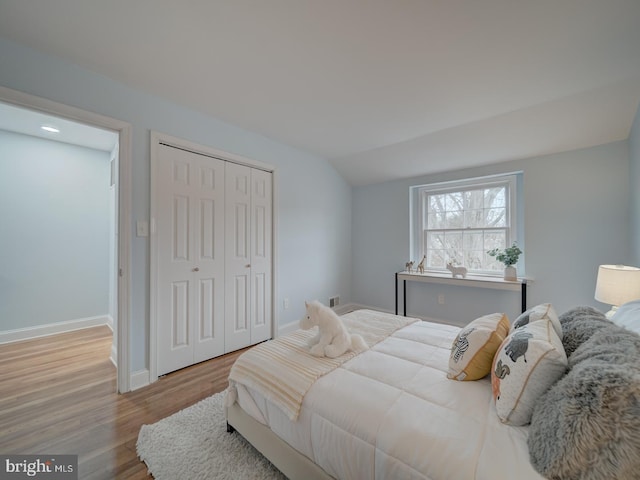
left=245, top=264, right=251, bottom=268
left=193, top=267, right=200, bottom=272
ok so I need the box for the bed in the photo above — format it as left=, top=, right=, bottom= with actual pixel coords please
left=225, top=305, right=640, bottom=480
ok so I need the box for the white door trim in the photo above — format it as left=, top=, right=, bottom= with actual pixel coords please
left=0, top=85, right=133, bottom=393
left=149, top=131, right=277, bottom=384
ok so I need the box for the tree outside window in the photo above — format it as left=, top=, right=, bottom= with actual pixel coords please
left=413, top=174, right=519, bottom=275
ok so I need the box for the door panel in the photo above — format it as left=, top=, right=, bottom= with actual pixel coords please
left=253, top=272, right=266, bottom=328
left=234, top=204, right=248, bottom=257
left=225, top=163, right=252, bottom=352
left=193, top=158, right=225, bottom=363
left=157, top=144, right=225, bottom=375
left=200, top=199, right=215, bottom=259
left=173, top=196, right=189, bottom=260
left=251, top=169, right=272, bottom=344
left=198, top=278, right=214, bottom=339
left=172, top=281, right=189, bottom=346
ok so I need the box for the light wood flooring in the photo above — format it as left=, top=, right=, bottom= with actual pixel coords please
left=0, top=326, right=245, bottom=479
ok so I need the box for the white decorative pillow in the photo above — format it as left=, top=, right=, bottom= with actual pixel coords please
left=611, top=299, right=640, bottom=334
left=511, top=303, right=562, bottom=339
left=491, top=318, right=567, bottom=425
left=448, top=313, right=510, bottom=381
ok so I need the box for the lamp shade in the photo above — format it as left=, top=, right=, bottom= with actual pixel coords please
left=594, top=265, right=640, bottom=307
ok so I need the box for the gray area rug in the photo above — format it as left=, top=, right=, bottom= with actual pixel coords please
left=137, top=391, right=286, bottom=480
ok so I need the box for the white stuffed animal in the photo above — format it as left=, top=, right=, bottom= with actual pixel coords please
left=300, top=300, right=369, bottom=358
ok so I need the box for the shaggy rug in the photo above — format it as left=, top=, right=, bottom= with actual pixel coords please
left=136, top=391, right=286, bottom=480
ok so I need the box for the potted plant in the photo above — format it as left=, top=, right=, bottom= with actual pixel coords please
left=487, top=243, right=522, bottom=281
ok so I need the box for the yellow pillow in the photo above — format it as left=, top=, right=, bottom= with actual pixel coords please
left=448, top=313, right=510, bottom=381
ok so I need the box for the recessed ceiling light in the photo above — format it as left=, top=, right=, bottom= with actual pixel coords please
left=41, top=125, right=60, bottom=133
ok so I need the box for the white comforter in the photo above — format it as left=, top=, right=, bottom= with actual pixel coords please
left=234, top=316, right=544, bottom=480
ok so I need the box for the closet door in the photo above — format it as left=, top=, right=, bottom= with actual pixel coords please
left=224, top=163, right=273, bottom=352
left=224, top=163, right=252, bottom=352
left=156, top=145, right=225, bottom=376
left=250, top=168, right=272, bottom=344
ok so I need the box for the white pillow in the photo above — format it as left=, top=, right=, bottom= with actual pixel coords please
left=511, top=303, right=562, bottom=340
left=492, top=318, right=567, bottom=426
left=447, top=313, right=510, bottom=381
left=611, top=300, right=640, bottom=334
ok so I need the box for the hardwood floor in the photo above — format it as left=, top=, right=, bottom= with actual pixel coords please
left=0, top=326, right=245, bottom=479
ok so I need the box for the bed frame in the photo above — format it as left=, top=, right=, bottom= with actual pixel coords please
left=226, top=403, right=334, bottom=480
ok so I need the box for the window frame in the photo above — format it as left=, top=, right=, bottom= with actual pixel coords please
left=410, top=173, right=521, bottom=276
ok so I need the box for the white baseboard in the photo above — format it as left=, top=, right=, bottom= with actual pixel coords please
left=335, top=303, right=460, bottom=327
left=278, top=321, right=299, bottom=337
left=130, top=369, right=150, bottom=391
left=106, top=315, right=117, bottom=367
left=106, top=315, right=114, bottom=332
left=335, top=302, right=391, bottom=314
left=0, top=315, right=111, bottom=344
left=333, top=303, right=360, bottom=315
left=275, top=303, right=455, bottom=337
left=110, top=343, right=118, bottom=368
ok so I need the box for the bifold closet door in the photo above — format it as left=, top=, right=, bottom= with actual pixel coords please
left=156, top=145, right=225, bottom=376
left=249, top=168, right=273, bottom=345
left=224, top=163, right=272, bottom=352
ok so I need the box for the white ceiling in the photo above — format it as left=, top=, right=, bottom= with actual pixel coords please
left=0, top=101, right=118, bottom=152
left=1, top=0, right=639, bottom=185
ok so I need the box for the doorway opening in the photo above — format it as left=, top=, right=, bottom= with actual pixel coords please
left=0, top=86, right=131, bottom=392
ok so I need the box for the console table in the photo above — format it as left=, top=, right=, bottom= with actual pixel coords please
left=395, top=271, right=529, bottom=316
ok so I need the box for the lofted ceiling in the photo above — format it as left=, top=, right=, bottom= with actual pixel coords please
left=1, top=0, right=639, bottom=185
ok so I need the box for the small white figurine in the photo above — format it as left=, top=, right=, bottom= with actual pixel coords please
left=417, top=255, right=426, bottom=274
left=446, top=262, right=468, bottom=278
left=405, top=260, right=414, bottom=273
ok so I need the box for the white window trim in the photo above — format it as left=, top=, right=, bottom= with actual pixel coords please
left=410, top=173, right=520, bottom=276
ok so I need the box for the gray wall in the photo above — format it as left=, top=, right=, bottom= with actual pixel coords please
left=0, top=38, right=352, bottom=371
left=352, top=141, right=631, bottom=325
left=0, top=131, right=110, bottom=330
left=630, top=104, right=640, bottom=267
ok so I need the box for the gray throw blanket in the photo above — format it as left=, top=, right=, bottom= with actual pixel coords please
left=527, top=307, right=640, bottom=480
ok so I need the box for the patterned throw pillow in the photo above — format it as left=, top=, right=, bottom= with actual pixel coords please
left=492, top=318, right=567, bottom=425
left=511, top=303, right=563, bottom=339
left=447, top=313, right=510, bottom=381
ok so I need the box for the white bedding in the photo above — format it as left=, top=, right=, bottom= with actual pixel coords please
left=232, top=312, right=544, bottom=480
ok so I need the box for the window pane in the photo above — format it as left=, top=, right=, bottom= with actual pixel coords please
left=484, top=231, right=506, bottom=251
left=464, top=250, right=484, bottom=269
left=463, top=232, right=483, bottom=250
left=445, top=210, right=463, bottom=228
left=427, top=249, right=445, bottom=268
left=486, top=207, right=506, bottom=227
left=417, top=175, right=517, bottom=273
left=425, top=232, right=446, bottom=268
left=428, top=194, right=445, bottom=213
left=427, top=231, right=445, bottom=249
left=464, top=209, right=483, bottom=228
left=484, top=187, right=505, bottom=208
left=466, top=189, right=484, bottom=210
left=445, top=192, right=463, bottom=211
left=443, top=231, right=463, bottom=264
left=428, top=212, right=446, bottom=229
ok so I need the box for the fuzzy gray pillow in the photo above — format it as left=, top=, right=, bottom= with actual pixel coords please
left=558, top=306, right=612, bottom=358
left=528, top=325, right=640, bottom=480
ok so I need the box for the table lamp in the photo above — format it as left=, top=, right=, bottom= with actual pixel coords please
left=594, top=264, right=640, bottom=318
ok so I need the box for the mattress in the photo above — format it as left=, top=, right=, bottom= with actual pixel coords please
left=232, top=312, right=544, bottom=480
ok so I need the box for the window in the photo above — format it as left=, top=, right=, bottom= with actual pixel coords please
left=410, top=173, right=521, bottom=275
